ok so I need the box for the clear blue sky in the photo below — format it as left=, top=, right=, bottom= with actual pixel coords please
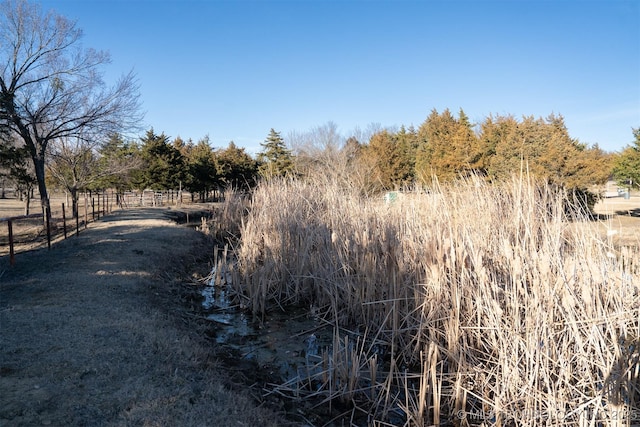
left=41, top=0, right=639, bottom=154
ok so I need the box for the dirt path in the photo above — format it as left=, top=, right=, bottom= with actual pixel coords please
left=0, top=208, right=288, bottom=427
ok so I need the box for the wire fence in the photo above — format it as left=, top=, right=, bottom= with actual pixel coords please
left=0, top=189, right=196, bottom=266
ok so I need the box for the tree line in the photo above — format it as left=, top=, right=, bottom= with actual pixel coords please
left=347, top=110, right=619, bottom=192
left=2, top=108, right=639, bottom=217
left=1, top=0, right=639, bottom=219
left=0, top=128, right=259, bottom=215
left=268, top=116, right=638, bottom=201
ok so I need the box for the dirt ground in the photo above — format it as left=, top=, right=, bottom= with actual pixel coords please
left=592, top=195, right=640, bottom=247
left=0, top=207, right=292, bottom=427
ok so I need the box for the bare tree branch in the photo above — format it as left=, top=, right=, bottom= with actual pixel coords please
left=0, top=0, right=143, bottom=214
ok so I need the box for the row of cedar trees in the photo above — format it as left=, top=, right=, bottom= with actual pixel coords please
left=39, top=109, right=637, bottom=213
left=82, top=129, right=260, bottom=202
left=356, top=110, right=615, bottom=192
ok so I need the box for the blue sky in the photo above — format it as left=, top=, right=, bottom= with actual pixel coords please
left=41, top=0, right=639, bottom=154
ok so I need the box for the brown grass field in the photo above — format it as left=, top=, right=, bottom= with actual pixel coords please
left=591, top=195, right=640, bottom=246
left=0, top=190, right=110, bottom=253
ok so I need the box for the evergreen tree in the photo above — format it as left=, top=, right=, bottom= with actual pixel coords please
left=564, top=143, right=613, bottom=191
left=415, top=109, right=481, bottom=183
left=184, top=136, right=218, bottom=201
left=133, top=129, right=185, bottom=190
left=415, top=109, right=441, bottom=182
left=172, top=136, right=188, bottom=154
left=479, top=115, right=520, bottom=181
left=395, top=125, right=418, bottom=182
left=216, top=141, right=258, bottom=191
left=257, top=129, right=294, bottom=179
left=612, top=128, right=640, bottom=190
left=93, top=133, right=141, bottom=193
left=480, top=113, right=610, bottom=194
left=0, top=136, right=35, bottom=212
left=452, top=108, right=483, bottom=175
left=364, top=129, right=413, bottom=191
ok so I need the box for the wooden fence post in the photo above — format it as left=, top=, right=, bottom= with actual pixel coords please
left=45, top=206, right=51, bottom=250
left=2, top=213, right=45, bottom=265
left=84, top=194, right=88, bottom=230
left=7, top=219, right=14, bottom=266
left=62, top=203, right=67, bottom=239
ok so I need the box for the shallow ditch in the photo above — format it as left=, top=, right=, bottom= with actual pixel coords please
left=200, top=264, right=334, bottom=387
left=173, top=216, right=434, bottom=425
left=195, top=263, right=401, bottom=426
left=185, top=236, right=432, bottom=426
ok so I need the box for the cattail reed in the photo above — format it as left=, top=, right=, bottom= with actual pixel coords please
left=217, top=175, right=639, bottom=426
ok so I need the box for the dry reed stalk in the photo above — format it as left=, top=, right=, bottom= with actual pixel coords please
left=220, top=176, right=639, bottom=426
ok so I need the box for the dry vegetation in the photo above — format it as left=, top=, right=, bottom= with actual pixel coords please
left=213, top=176, right=640, bottom=426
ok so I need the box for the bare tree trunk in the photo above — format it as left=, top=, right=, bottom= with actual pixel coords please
left=70, top=188, right=79, bottom=218
left=23, top=191, right=30, bottom=216
left=32, top=154, right=50, bottom=226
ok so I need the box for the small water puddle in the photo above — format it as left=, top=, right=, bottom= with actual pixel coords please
left=200, top=265, right=333, bottom=385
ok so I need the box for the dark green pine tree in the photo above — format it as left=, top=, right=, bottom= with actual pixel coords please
left=184, top=137, right=218, bottom=200
left=257, top=128, right=294, bottom=179
left=0, top=137, right=36, bottom=211
left=216, top=141, right=259, bottom=191
left=133, top=129, right=185, bottom=190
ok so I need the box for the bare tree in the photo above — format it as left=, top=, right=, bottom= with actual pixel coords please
left=0, top=0, right=142, bottom=216
left=288, top=121, right=379, bottom=192
left=47, top=134, right=141, bottom=217
left=288, top=122, right=344, bottom=180
left=46, top=137, right=95, bottom=217
left=349, top=122, right=383, bottom=147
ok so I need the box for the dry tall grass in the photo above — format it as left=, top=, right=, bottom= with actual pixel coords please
left=219, top=176, right=639, bottom=426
